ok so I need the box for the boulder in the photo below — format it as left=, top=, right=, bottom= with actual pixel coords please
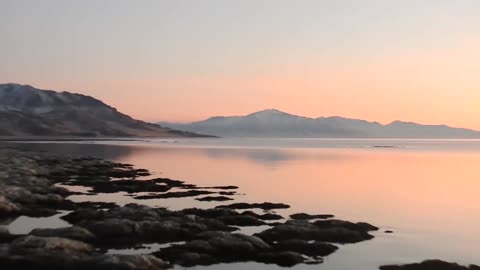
left=30, top=226, right=95, bottom=242
left=380, top=260, right=480, bottom=270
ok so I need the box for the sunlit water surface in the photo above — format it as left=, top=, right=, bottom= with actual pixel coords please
left=6, top=138, right=480, bottom=269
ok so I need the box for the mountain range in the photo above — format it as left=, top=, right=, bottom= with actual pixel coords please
left=0, top=83, right=208, bottom=137
left=159, top=109, right=480, bottom=138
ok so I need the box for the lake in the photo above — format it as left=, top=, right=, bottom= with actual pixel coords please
left=6, top=138, right=480, bottom=269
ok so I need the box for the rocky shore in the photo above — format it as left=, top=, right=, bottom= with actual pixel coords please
left=0, top=145, right=476, bottom=270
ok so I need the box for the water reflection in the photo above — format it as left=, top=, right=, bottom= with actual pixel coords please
left=4, top=140, right=480, bottom=269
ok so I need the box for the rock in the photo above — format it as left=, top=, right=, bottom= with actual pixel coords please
left=220, top=215, right=266, bottom=226
left=218, top=191, right=237, bottom=196
left=135, top=190, right=215, bottom=200
left=259, top=213, right=284, bottom=220
left=196, top=196, right=233, bottom=202
left=313, top=219, right=379, bottom=232
left=202, top=185, right=239, bottom=190
left=89, top=179, right=171, bottom=194
left=81, top=218, right=139, bottom=240
left=255, top=251, right=305, bottom=267
left=255, top=219, right=376, bottom=244
left=238, top=211, right=283, bottom=220
left=9, top=235, right=93, bottom=257
left=86, top=254, right=169, bottom=270
left=155, top=232, right=290, bottom=267
left=273, top=239, right=338, bottom=257
left=385, top=230, right=394, bottom=234
left=0, top=196, right=21, bottom=216
left=290, top=213, right=334, bottom=220
left=0, top=226, right=16, bottom=243
left=30, top=226, right=95, bottom=242
left=380, top=260, right=480, bottom=270
left=216, top=202, right=291, bottom=210
left=180, top=208, right=270, bottom=226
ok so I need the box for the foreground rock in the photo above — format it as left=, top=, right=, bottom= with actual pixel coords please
left=0, top=235, right=168, bottom=270
left=380, top=260, right=480, bottom=270
left=255, top=219, right=378, bottom=244
left=155, top=231, right=322, bottom=267
left=0, top=146, right=381, bottom=269
left=30, top=226, right=96, bottom=242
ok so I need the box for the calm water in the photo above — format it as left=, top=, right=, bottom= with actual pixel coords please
left=6, top=138, right=480, bottom=269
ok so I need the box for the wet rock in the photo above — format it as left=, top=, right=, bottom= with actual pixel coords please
left=180, top=208, right=270, bottom=226
left=216, top=202, right=290, bottom=210
left=63, top=204, right=172, bottom=224
left=290, top=213, right=334, bottom=220
left=273, top=239, right=338, bottom=257
left=30, top=226, right=95, bottom=242
left=313, top=219, right=379, bottom=231
left=385, top=230, right=394, bottom=234
left=74, top=214, right=236, bottom=247
left=0, top=226, right=16, bottom=243
left=259, top=213, right=284, bottom=221
left=220, top=215, right=266, bottom=226
left=255, top=219, right=377, bottom=244
left=380, top=260, right=480, bottom=270
left=155, top=232, right=287, bottom=267
left=218, top=191, right=237, bottom=196
left=89, top=179, right=172, bottom=194
left=0, top=196, right=21, bottom=217
left=200, top=185, right=239, bottom=190
left=196, top=196, right=233, bottom=202
left=135, top=190, right=215, bottom=200
left=85, top=254, right=169, bottom=270
left=255, top=251, right=305, bottom=267
left=8, top=235, right=93, bottom=258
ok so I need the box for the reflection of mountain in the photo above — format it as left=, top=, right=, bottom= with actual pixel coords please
left=159, top=109, right=480, bottom=138
left=7, top=142, right=353, bottom=168
left=8, top=142, right=137, bottom=161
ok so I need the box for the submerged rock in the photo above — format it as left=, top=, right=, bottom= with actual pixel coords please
left=273, top=239, right=338, bottom=257
left=196, top=196, right=233, bottom=202
left=290, top=213, right=334, bottom=220
left=380, top=260, right=480, bottom=270
left=255, top=219, right=377, bottom=244
left=134, top=190, right=215, bottom=200
left=216, top=202, right=291, bottom=210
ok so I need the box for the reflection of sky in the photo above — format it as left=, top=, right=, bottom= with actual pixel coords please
left=5, top=141, right=480, bottom=269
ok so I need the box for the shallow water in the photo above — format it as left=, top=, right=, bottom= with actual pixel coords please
left=6, top=138, right=480, bottom=269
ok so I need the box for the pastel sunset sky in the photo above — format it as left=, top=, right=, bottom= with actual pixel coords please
left=1, top=0, right=479, bottom=129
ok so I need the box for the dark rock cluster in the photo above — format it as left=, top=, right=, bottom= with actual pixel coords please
left=0, top=146, right=382, bottom=269
left=380, top=260, right=480, bottom=270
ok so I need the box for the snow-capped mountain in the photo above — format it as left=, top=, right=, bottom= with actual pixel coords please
left=158, top=109, right=480, bottom=138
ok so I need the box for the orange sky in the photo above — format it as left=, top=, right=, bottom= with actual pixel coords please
left=2, top=1, right=480, bottom=129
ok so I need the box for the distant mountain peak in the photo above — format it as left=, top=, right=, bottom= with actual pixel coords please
left=247, top=109, right=294, bottom=117
left=158, top=109, right=480, bottom=138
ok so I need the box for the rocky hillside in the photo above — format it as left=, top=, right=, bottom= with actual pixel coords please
left=0, top=83, right=208, bottom=137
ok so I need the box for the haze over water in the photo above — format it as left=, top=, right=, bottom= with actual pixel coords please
left=12, top=138, right=480, bottom=269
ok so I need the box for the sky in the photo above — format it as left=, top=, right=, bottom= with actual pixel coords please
left=1, top=0, right=480, bottom=129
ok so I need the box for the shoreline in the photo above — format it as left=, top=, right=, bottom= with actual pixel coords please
left=0, top=146, right=477, bottom=270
